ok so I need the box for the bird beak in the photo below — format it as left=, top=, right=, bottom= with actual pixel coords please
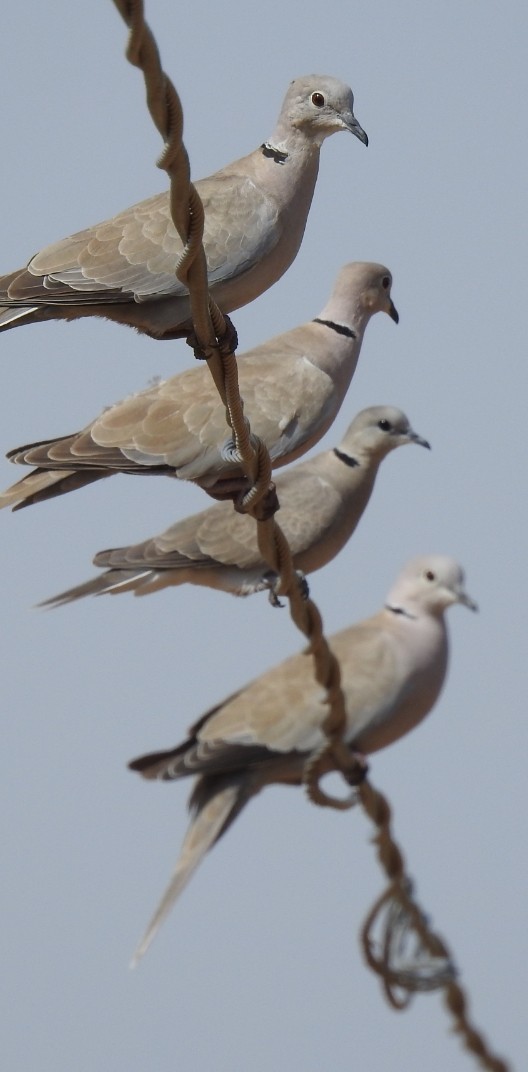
left=387, top=299, right=399, bottom=323
left=457, top=588, right=478, bottom=612
left=408, top=430, right=431, bottom=450
left=342, top=114, right=369, bottom=146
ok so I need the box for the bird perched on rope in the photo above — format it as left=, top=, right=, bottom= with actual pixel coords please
left=0, top=263, right=398, bottom=510
left=41, top=406, right=429, bottom=607
left=126, top=555, right=477, bottom=963
left=0, top=75, right=367, bottom=340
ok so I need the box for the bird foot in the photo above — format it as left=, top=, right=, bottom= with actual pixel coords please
left=185, top=314, right=239, bottom=360
left=267, top=570, right=309, bottom=608
left=268, top=586, right=284, bottom=608
left=216, top=314, right=239, bottom=356
left=295, top=571, right=310, bottom=600
left=204, top=476, right=251, bottom=501
left=250, top=483, right=280, bottom=521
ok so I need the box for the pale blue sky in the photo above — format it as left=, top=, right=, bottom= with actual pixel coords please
left=1, top=3, right=526, bottom=1070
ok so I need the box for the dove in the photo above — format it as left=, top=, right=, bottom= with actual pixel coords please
left=42, top=406, right=429, bottom=606
left=0, top=262, right=398, bottom=510
left=0, top=75, right=367, bottom=340
left=127, top=555, right=477, bottom=962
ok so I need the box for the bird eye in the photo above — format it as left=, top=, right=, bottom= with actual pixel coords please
left=378, top=419, right=392, bottom=431
left=424, top=570, right=436, bottom=581
left=382, top=276, right=391, bottom=289
left=311, top=92, right=325, bottom=107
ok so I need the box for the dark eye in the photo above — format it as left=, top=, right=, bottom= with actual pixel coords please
left=311, top=92, right=325, bottom=107
left=378, top=419, right=392, bottom=432
left=424, top=570, right=436, bottom=582
left=382, top=276, right=391, bottom=289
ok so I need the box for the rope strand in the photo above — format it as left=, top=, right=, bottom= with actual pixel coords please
left=111, top=4, right=510, bottom=1069
left=111, top=0, right=353, bottom=807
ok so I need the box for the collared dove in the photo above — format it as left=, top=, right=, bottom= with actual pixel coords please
left=0, top=75, right=367, bottom=340
left=42, top=406, right=429, bottom=607
left=0, top=263, right=398, bottom=510
left=127, top=555, right=477, bottom=963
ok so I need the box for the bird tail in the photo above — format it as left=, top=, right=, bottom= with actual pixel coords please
left=130, top=771, right=252, bottom=966
left=39, top=567, right=157, bottom=608
left=0, top=304, right=39, bottom=331
left=0, top=468, right=109, bottom=510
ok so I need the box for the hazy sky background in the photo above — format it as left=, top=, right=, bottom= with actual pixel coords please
left=1, top=2, right=526, bottom=1069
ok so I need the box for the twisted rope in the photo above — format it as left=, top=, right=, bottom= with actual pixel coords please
left=356, top=780, right=510, bottom=1071
left=111, top=0, right=354, bottom=804
left=111, top=5, right=510, bottom=1068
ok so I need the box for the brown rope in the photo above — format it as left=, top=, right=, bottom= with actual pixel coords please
left=356, top=779, right=510, bottom=1071
left=110, top=6, right=510, bottom=1068
left=110, top=0, right=351, bottom=805
left=112, top=0, right=226, bottom=383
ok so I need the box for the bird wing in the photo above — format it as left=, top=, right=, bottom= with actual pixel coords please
left=194, top=621, right=399, bottom=757
left=5, top=338, right=335, bottom=483
left=6, top=169, right=280, bottom=305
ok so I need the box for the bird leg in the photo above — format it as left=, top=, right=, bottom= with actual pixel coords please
left=202, top=476, right=253, bottom=501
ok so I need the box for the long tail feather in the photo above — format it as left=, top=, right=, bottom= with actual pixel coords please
left=39, top=568, right=154, bottom=608
left=131, top=783, right=242, bottom=967
left=0, top=469, right=72, bottom=510
left=0, top=304, right=39, bottom=331
left=0, top=469, right=109, bottom=510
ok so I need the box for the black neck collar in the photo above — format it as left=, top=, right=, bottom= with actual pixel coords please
left=261, top=142, right=288, bottom=164
left=333, top=448, right=359, bottom=468
left=385, top=604, right=417, bottom=621
left=313, top=318, right=357, bottom=339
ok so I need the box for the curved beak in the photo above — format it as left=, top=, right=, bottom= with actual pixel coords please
left=408, top=430, right=431, bottom=450
left=388, top=298, right=399, bottom=324
left=342, top=113, right=368, bottom=147
left=457, top=588, right=478, bottom=612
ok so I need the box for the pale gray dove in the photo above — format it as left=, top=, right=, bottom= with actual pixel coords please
left=127, top=554, right=477, bottom=963
left=0, top=263, right=398, bottom=510
left=0, top=75, right=367, bottom=339
left=42, top=406, right=429, bottom=606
